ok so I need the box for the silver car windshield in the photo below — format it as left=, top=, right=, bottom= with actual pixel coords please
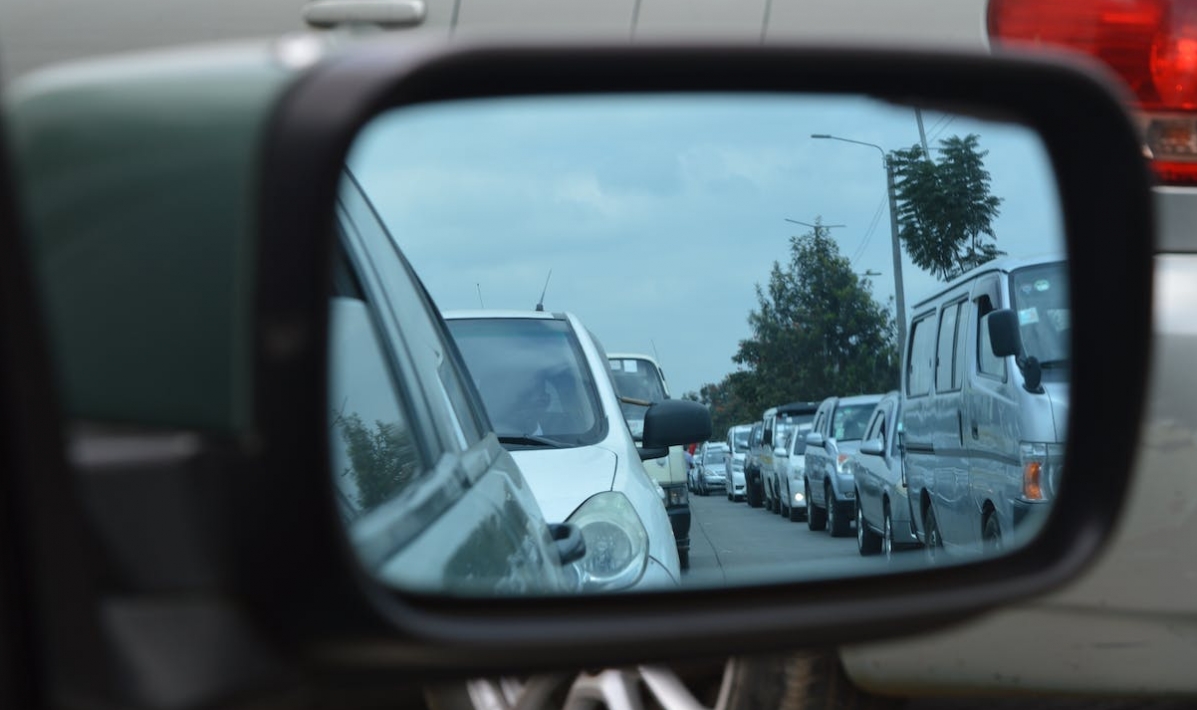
left=447, top=318, right=604, bottom=447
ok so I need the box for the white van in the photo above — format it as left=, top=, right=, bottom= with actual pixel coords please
left=902, top=255, right=1068, bottom=557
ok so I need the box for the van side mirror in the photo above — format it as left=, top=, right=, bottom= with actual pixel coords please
left=642, top=399, right=712, bottom=449
left=988, top=309, right=1022, bottom=357
left=806, top=432, right=825, bottom=448
left=774, top=447, right=788, bottom=458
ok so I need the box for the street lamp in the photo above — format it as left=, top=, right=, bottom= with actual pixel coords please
left=810, top=134, right=907, bottom=352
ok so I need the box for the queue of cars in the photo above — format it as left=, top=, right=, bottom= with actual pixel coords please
left=718, top=254, right=1070, bottom=563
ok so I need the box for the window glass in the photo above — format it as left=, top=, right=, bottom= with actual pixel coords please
left=338, top=172, right=484, bottom=448
left=448, top=318, right=604, bottom=446
left=978, top=310, right=1007, bottom=379
left=832, top=403, right=875, bottom=441
left=1010, top=261, right=1071, bottom=369
left=936, top=303, right=961, bottom=392
left=907, top=314, right=936, bottom=396
left=328, top=297, right=425, bottom=520
left=953, top=301, right=970, bottom=389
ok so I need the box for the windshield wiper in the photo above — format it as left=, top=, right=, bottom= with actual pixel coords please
left=497, top=433, right=572, bottom=448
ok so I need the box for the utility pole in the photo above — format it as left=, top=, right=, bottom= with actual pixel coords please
left=809, top=134, right=908, bottom=351
left=915, top=108, right=931, bottom=157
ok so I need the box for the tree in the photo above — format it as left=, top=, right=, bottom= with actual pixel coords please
left=890, top=134, right=1004, bottom=281
left=730, top=220, right=899, bottom=413
left=333, top=411, right=420, bottom=512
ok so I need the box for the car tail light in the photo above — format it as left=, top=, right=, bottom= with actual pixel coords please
left=989, top=0, right=1197, bottom=184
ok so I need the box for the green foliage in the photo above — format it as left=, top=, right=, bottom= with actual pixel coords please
left=890, top=134, right=1004, bottom=281
left=693, top=220, right=900, bottom=433
left=333, top=411, right=420, bottom=512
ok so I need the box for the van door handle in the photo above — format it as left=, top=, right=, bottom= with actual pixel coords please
left=971, top=420, right=979, bottom=440
left=957, top=411, right=964, bottom=446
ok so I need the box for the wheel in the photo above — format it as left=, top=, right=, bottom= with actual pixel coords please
left=983, top=510, right=1003, bottom=555
left=727, top=487, right=733, bottom=501
left=779, top=481, right=791, bottom=518
left=425, top=651, right=903, bottom=710
left=881, top=503, right=895, bottom=560
left=827, top=485, right=852, bottom=537
left=924, top=506, right=943, bottom=564
left=746, top=475, right=763, bottom=508
left=678, top=548, right=690, bottom=570
left=805, top=481, right=827, bottom=531
left=856, top=497, right=882, bottom=555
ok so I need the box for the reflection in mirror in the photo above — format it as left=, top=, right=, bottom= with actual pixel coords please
left=332, top=93, right=1068, bottom=597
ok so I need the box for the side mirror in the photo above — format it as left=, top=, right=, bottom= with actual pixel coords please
left=860, top=439, right=885, bottom=457
left=18, top=38, right=1150, bottom=697
left=774, top=447, right=788, bottom=458
left=806, top=432, right=826, bottom=448
left=988, top=308, right=1022, bottom=358
left=642, top=400, right=713, bottom=449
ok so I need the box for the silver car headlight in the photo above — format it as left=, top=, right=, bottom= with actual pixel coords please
left=565, top=492, right=650, bottom=591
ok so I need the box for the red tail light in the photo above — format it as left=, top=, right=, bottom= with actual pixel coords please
left=989, top=0, right=1197, bottom=184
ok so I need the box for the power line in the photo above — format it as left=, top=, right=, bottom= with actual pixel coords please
left=851, top=193, right=887, bottom=265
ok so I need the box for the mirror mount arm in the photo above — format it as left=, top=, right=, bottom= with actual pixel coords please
left=548, top=523, right=586, bottom=565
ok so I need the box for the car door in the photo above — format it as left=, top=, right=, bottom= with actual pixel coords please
left=332, top=170, right=574, bottom=595
left=855, top=403, right=890, bottom=527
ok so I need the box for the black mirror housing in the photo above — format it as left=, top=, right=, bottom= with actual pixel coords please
left=642, top=399, right=712, bottom=449
left=988, top=308, right=1023, bottom=358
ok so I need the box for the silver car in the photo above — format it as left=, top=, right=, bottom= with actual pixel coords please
left=850, top=391, right=920, bottom=557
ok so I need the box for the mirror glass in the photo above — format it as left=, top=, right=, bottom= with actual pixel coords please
left=330, top=93, right=1068, bottom=596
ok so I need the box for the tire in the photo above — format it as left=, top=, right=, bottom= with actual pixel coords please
left=827, top=485, right=852, bottom=538
left=881, top=503, right=895, bottom=560
left=856, top=497, right=882, bottom=555
left=426, top=651, right=904, bottom=710
left=924, top=505, right=943, bottom=564
left=983, top=510, right=1003, bottom=555
left=746, top=474, right=763, bottom=508
left=678, top=548, right=690, bottom=570
left=806, top=481, right=827, bottom=531
left=779, top=480, right=791, bottom=518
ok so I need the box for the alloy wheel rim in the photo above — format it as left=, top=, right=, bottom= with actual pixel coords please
left=460, top=658, right=740, bottom=710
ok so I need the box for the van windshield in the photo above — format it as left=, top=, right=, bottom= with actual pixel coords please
left=1009, top=262, right=1070, bottom=369
left=609, top=358, right=668, bottom=425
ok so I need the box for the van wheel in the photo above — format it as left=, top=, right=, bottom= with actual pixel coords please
left=983, top=512, right=1003, bottom=555
left=827, top=486, right=852, bottom=538
left=856, top=499, right=881, bottom=555
left=678, top=548, right=690, bottom=570
left=806, top=482, right=826, bottom=531
left=924, top=507, right=943, bottom=564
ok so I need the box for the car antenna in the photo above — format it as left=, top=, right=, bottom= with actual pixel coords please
left=535, top=269, right=553, bottom=312
left=476, top=283, right=485, bottom=308
left=651, top=339, right=661, bottom=362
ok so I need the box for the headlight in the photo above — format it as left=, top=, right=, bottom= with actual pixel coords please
left=565, top=492, right=650, bottom=591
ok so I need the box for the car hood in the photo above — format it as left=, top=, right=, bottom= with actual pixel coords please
left=509, top=446, right=619, bottom=522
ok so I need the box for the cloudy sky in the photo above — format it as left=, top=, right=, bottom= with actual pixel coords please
left=347, top=93, right=1063, bottom=399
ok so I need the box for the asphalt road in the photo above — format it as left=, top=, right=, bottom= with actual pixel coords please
left=680, top=489, right=923, bottom=587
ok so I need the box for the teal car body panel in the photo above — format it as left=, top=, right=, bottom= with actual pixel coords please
left=5, top=44, right=296, bottom=431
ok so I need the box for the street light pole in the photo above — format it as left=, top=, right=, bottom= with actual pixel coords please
left=810, top=134, right=907, bottom=352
